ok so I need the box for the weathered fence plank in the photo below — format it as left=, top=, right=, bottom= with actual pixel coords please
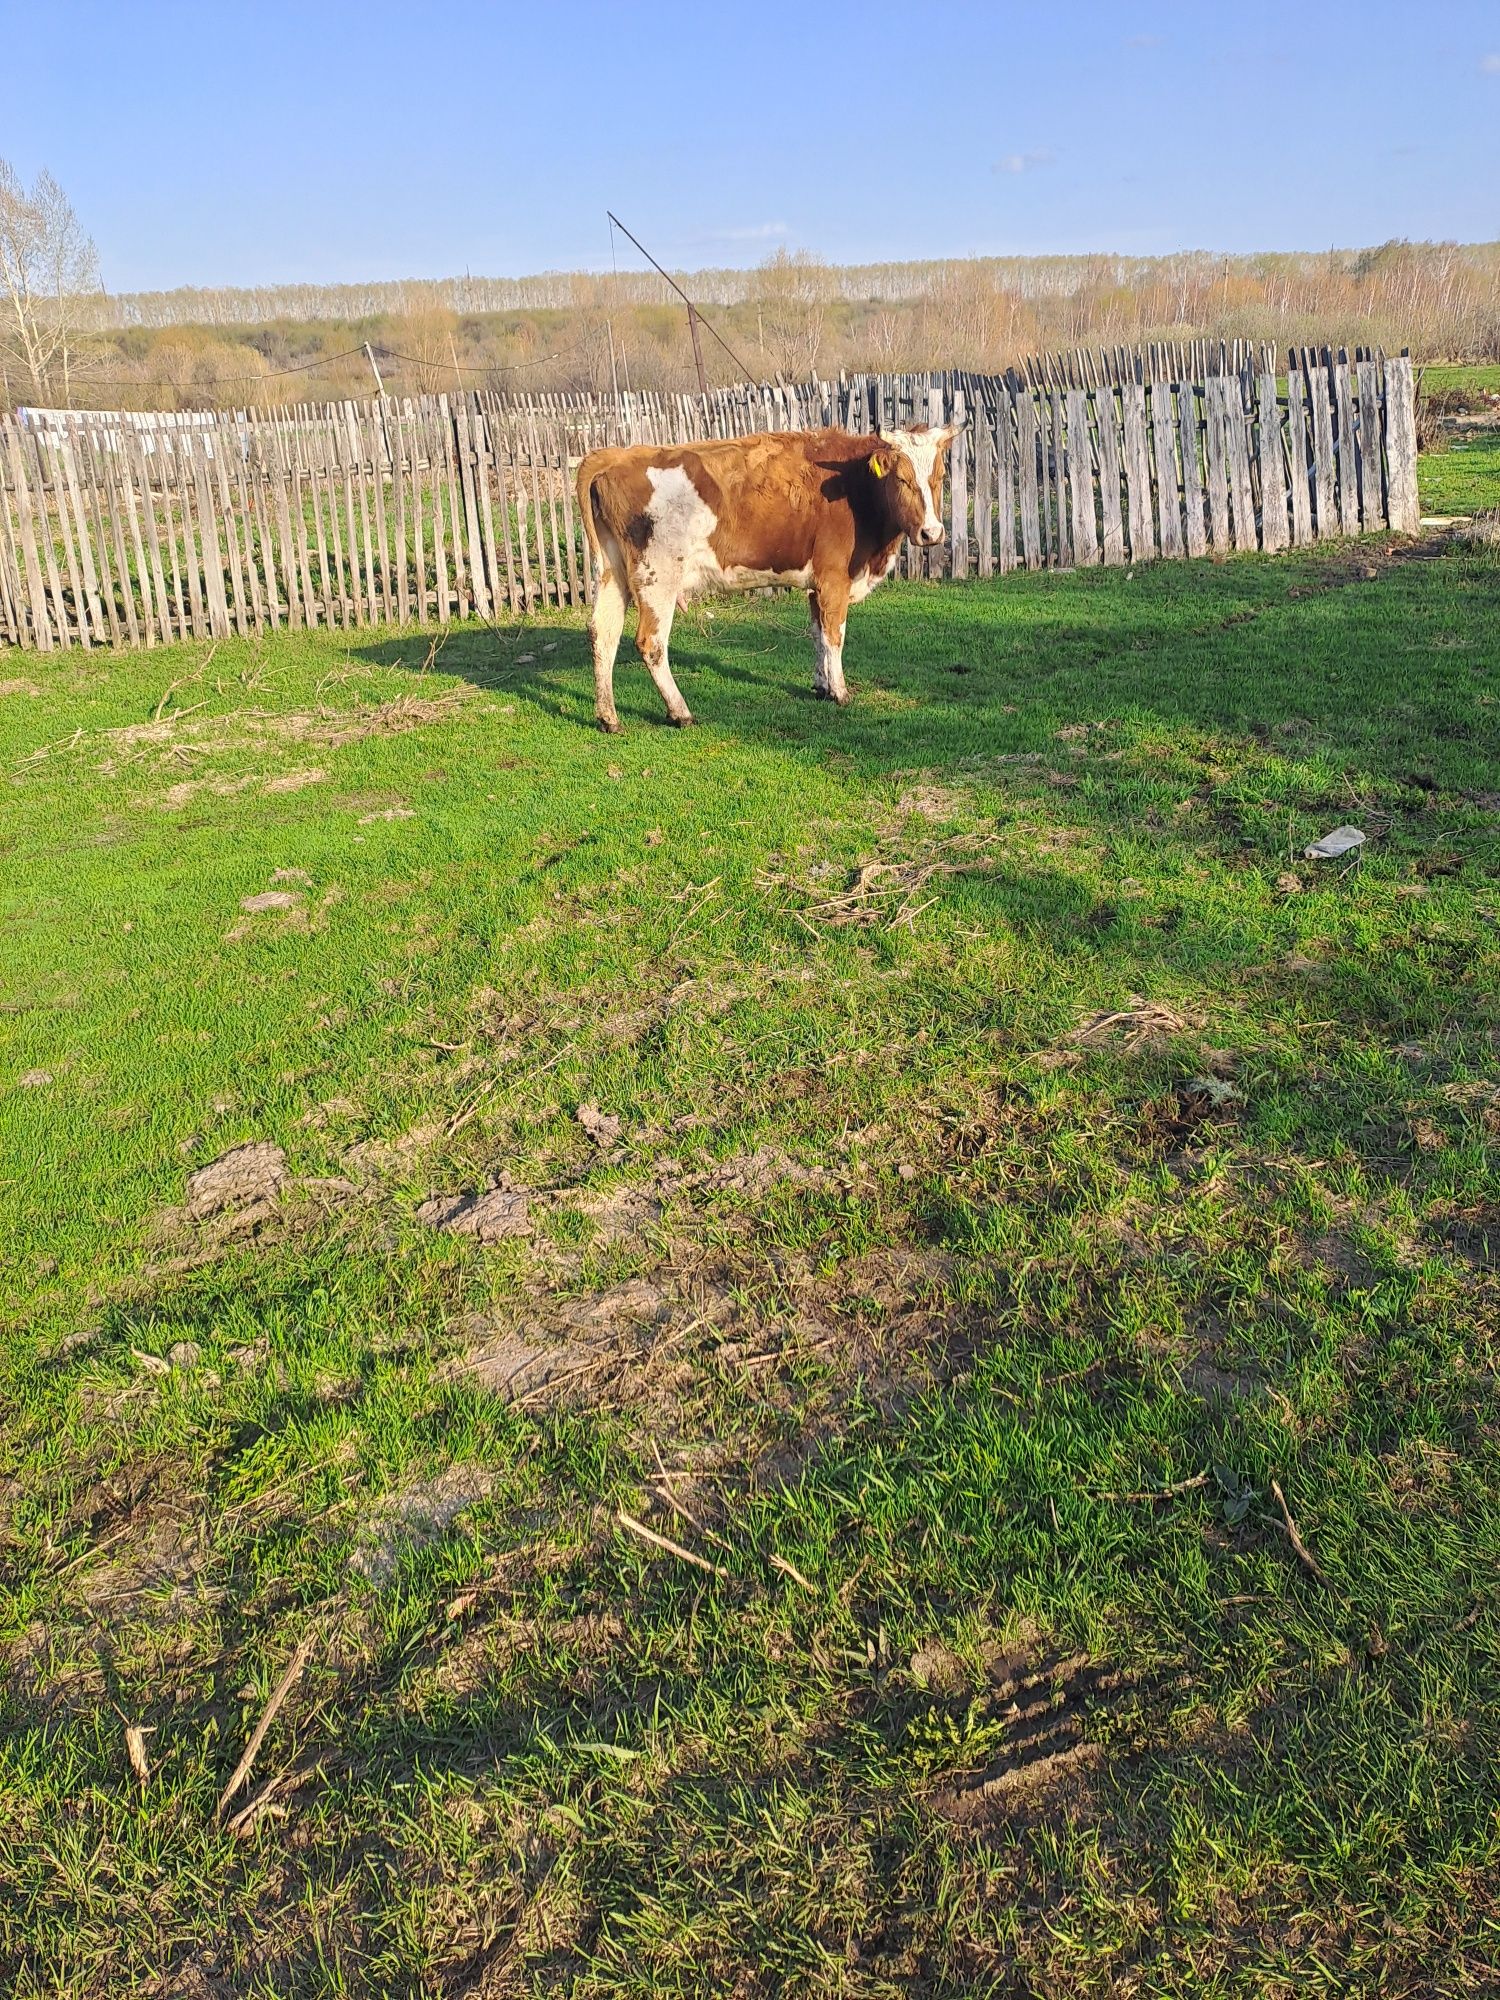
left=1383, top=356, right=1419, bottom=532
left=1355, top=359, right=1385, bottom=530
left=1150, top=381, right=1184, bottom=559
left=1066, top=389, right=1098, bottom=565
left=1257, top=373, right=1289, bottom=553
left=1331, top=350, right=1360, bottom=535
left=1096, top=387, right=1125, bottom=566
left=1120, top=382, right=1155, bottom=561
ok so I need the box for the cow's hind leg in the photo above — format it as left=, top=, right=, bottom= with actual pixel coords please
left=634, top=570, right=694, bottom=726
left=589, top=539, right=629, bottom=733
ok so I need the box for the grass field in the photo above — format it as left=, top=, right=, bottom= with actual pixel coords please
left=1420, top=430, right=1500, bottom=518
left=3, top=528, right=1500, bottom=1996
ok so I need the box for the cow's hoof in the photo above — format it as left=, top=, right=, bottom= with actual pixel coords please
left=812, top=685, right=834, bottom=700
left=598, top=717, right=623, bottom=735
left=670, top=712, right=695, bottom=728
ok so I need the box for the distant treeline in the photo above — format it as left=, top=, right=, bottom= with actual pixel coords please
left=29, top=240, right=1500, bottom=413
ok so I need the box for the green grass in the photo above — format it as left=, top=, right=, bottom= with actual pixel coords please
left=1419, top=429, right=1500, bottom=517
left=3, top=535, right=1500, bottom=1997
left=1417, top=364, right=1500, bottom=399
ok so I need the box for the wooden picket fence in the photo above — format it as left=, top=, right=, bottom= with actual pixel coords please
left=0, top=347, right=1418, bottom=651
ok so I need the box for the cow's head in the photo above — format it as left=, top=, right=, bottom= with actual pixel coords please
left=871, top=422, right=961, bottom=546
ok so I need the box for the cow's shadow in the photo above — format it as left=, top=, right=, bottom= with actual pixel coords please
left=353, top=557, right=1495, bottom=793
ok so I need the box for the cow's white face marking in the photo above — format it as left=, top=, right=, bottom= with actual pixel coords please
left=880, top=427, right=945, bottom=543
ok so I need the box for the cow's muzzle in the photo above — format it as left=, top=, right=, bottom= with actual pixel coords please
left=919, top=524, right=945, bottom=546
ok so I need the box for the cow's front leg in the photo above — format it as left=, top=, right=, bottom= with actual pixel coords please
left=808, top=587, right=850, bottom=705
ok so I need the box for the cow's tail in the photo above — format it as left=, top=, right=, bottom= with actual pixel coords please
left=576, top=454, right=607, bottom=579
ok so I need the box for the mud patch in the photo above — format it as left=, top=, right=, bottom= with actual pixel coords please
left=460, top=1277, right=681, bottom=1409
left=417, top=1178, right=532, bottom=1243
left=185, top=1142, right=287, bottom=1220
left=1438, top=1199, right=1500, bottom=1269
left=352, top=1465, right=492, bottom=1584
left=930, top=1646, right=1141, bottom=1828
left=263, top=767, right=329, bottom=794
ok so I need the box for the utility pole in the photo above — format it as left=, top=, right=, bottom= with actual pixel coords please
left=606, top=210, right=757, bottom=389
left=686, top=303, right=708, bottom=396
left=363, top=342, right=385, bottom=396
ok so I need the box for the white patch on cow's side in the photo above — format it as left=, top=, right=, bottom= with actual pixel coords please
left=880, top=427, right=944, bottom=540
left=645, top=465, right=721, bottom=598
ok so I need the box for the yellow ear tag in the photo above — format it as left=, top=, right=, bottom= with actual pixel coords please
left=870, top=454, right=885, bottom=478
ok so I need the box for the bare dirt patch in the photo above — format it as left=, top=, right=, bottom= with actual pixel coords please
left=576, top=1102, right=623, bottom=1151
left=1291, top=1231, right=1381, bottom=1291
left=458, top=1275, right=699, bottom=1413
left=1437, top=1199, right=1500, bottom=1269
left=565, top=1147, right=832, bottom=1252
left=263, top=767, right=329, bottom=794
left=352, top=1465, right=493, bottom=1585
left=344, top=1119, right=444, bottom=1176
left=185, top=1142, right=287, bottom=1221
left=416, top=1179, right=532, bottom=1244
left=930, top=1646, right=1145, bottom=1829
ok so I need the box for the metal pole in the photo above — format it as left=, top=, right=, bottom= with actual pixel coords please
left=606, top=210, right=758, bottom=382
left=687, top=304, right=708, bottom=397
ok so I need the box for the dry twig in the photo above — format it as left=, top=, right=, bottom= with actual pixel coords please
left=617, top=1509, right=726, bottom=1578
left=124, top=1724, right=153, bottom=1788
left=1095, top=1470, right=1210, bottom=1504
left=1270, top=1478, right=1331, bottom=1587
left=215, top=1631, right=317, bottom=1821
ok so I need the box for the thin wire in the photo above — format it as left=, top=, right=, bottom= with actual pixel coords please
left=377, top=341, right=583, bottom=378
left=605, top=210, right=758, bottom=383
left=59, top=344, right=369, bottom=393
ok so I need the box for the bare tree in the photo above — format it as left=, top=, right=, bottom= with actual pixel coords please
left=0, top=159, right=103, bottom=407
left=757, top=250, right=830, bottom=379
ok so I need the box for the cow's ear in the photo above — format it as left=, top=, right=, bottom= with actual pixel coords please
left=869, top=451, right=887, bottom=479
left=935, top=421, right=963, bottom=447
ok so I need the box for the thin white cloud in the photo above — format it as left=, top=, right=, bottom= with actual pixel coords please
left=993, top=150, right=1055, bottom=175
left=1481, top=51, right=1500, bottom=72
left=701, top=221, right=789, bottom=242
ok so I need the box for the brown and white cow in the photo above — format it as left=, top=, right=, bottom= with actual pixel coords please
left=575, top=423, right=960, bottom=731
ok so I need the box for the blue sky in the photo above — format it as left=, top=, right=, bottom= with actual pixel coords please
left=9, top=0, right=1499, bottom=292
